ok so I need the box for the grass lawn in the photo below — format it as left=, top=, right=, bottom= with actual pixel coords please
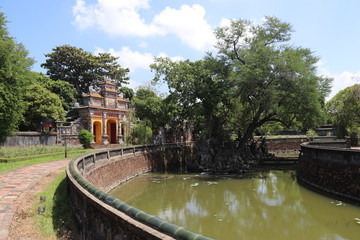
left=0, top=150, right=90, bottom=174
left=0, top=145, right=95, bottom=238
left=34, top=171, right=77, bottom=238
left=0, top=145, right=84, bottom=158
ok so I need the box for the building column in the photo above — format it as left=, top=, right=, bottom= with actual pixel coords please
left=123, top=116, right=127, bottom=144
left=89, top=113, right=95, bottom=144
left=102, top=113, right=109, bottom=144
left=117, top=115, right=123, bottom=144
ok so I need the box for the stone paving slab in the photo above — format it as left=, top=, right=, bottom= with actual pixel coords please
left=0, top=158, right=71, bottom=240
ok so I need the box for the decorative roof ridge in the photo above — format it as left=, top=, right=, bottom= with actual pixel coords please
left=99, top=81, right=116, bottom=85
left=83, top=93, right=104, bottom=98
left=117, top=98, right=129, bottom=102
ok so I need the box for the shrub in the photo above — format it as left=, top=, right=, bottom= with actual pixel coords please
left=306, top=129, right=318, bottom=137
left=78, top=129, right=93, bottom=148
left=131, top=124, right=152, bottom=144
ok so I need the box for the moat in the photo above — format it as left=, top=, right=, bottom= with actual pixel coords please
left=110, top=170, right=360, bottom=240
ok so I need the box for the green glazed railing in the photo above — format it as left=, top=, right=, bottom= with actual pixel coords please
left=67, top=143, right=213, bottom=240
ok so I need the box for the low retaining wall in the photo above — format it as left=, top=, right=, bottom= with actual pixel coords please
left=297, top=143, right=360, bottom=204
left=0, top=132, right=58, bottom=146
left=265, top=136, right=342, bottom=153
left=66, top=143, right=212, bottom=240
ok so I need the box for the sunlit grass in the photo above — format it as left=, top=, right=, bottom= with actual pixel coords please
left=34, top=171, right=76, bottom=238
left=0, top=149, right=93, bottom=174
left=0, top=145, right=84, bottom=158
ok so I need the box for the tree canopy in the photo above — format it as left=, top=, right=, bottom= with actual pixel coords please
left=132, top=88, right=165, bottom=132
left=41, top=45, right=129, bottom=99
left=19, top=84, right=65, bottom=131
left=0, top=12, right=34, bottom=140
left=151, top=16, right=332, bottom=172
left=326, top=84, right=360, bottom=138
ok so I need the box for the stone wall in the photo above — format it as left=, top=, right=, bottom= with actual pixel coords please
left=266, top=136, right=345, bottom=153
left=66, top=144, right=212, bottom=240
left=0, top=132, right=58, bottom=146
left=266, top=137, right=307, bottom=152
left=297, top=144, right=360, bottom=204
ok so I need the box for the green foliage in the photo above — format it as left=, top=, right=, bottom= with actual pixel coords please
left=0, top=12, right=34, bottom=140
left=132, top=88, right=165, bottom=131
left=306, top=129, right=318, bottom=137
left=131, top=124, right=152, bottom=144
left=259, top=122, right=284, bottom=135
left=78, top=129, right=93, bottom=148
left=326, top=84, right=360, bottom=138
left=41, top=45, right=129, bottom=99
left=119, top=86, right=134, bottom=102
left=151, top=16, right=332, bottom=155
left=20, top=84, right=65, bottom=131
left=37, top=74, right=77, bottom=112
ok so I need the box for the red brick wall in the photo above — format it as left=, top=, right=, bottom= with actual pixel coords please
left=85, top=155, right=153, bottom=192
left=297, top=144, right=360, bottom=204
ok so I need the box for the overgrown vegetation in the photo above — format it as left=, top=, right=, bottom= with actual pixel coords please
left=326, top=84, right=360, bottom=139
left=131, top=123, right=153, bottom=144
left=151, top=16, right=332, bottom=172
left=0, top=12, right=34, bottom=140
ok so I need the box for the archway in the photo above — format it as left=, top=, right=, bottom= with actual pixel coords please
left=93, top=121, right=102, bottom=144
left=107, top=119, right=117, bottom=144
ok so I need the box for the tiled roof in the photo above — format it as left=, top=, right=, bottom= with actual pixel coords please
left=117, top=98, right=129, bottom=102
left=77, top=106, right=130, bottom=112
left=83, top=93, right=104, bottom=98
left=100, top=81, right=116, bottom=85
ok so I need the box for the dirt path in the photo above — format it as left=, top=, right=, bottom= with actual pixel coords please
left=0, top=159, right=71, bottom=240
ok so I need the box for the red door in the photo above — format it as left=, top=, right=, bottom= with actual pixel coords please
left=110, top=123, right=117, bottom=143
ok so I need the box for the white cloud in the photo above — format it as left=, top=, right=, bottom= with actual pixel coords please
left=317, top=61, right=360, bottom=100
left=153, top=4, right=216, bottom=51
left=72, top=0, right=163, bottom=37
left=94, top=46, right=183, bottom=91
left=327, top=71, right=360, bottom=100
left=72, top=1, right=216, bottom=51
left=101, top=46, right=154, bottom=72
left=94, top=46, right=182, bottom=72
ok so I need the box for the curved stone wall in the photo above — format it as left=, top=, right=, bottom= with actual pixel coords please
left=66, top=143, right=213, bottom=240
left=297, top=143, right=360, bottom=204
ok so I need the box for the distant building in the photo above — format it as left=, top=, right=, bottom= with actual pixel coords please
left=76, top=80, right=131, bottom=144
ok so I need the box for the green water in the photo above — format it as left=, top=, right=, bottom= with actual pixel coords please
left=109, top=170, right=360, bottom=240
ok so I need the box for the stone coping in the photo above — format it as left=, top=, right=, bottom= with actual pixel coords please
left=67, top=143, right=213, bottom=240
left=301, top=142, right=359, bottom=152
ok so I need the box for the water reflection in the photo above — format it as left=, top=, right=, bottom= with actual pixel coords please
left=110, top=171, right=360, bottom=240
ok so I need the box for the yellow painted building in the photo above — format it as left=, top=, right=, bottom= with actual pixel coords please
left=77, top=81, right=131, bottom=144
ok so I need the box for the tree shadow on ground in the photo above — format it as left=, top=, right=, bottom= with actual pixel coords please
left=52, top=177, right=80, bottom=239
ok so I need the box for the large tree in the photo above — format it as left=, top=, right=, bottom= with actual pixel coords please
left=326, top=84, right=360, bottom=138
left=132, top=88, right=166, bottom=132
left=0, top=12, right=34, bottom=140
left=41, top=45, right=129, bottom=99
left=151, top=16, right=332, bottom=172
left=19, top=84, right=65, bottom=131
left=215, top=16, right=332, bottom=151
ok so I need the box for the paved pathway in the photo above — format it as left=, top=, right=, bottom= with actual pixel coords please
left=0, top=158, right=71, bottom=240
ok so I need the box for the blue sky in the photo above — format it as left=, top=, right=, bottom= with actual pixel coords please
left=2, top=0, right=360, bottom=99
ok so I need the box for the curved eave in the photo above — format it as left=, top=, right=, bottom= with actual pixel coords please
left=77, top=106, right=130, bottom=112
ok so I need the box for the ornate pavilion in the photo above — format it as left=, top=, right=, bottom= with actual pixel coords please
left=76, top=80, right=131, bottom=144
